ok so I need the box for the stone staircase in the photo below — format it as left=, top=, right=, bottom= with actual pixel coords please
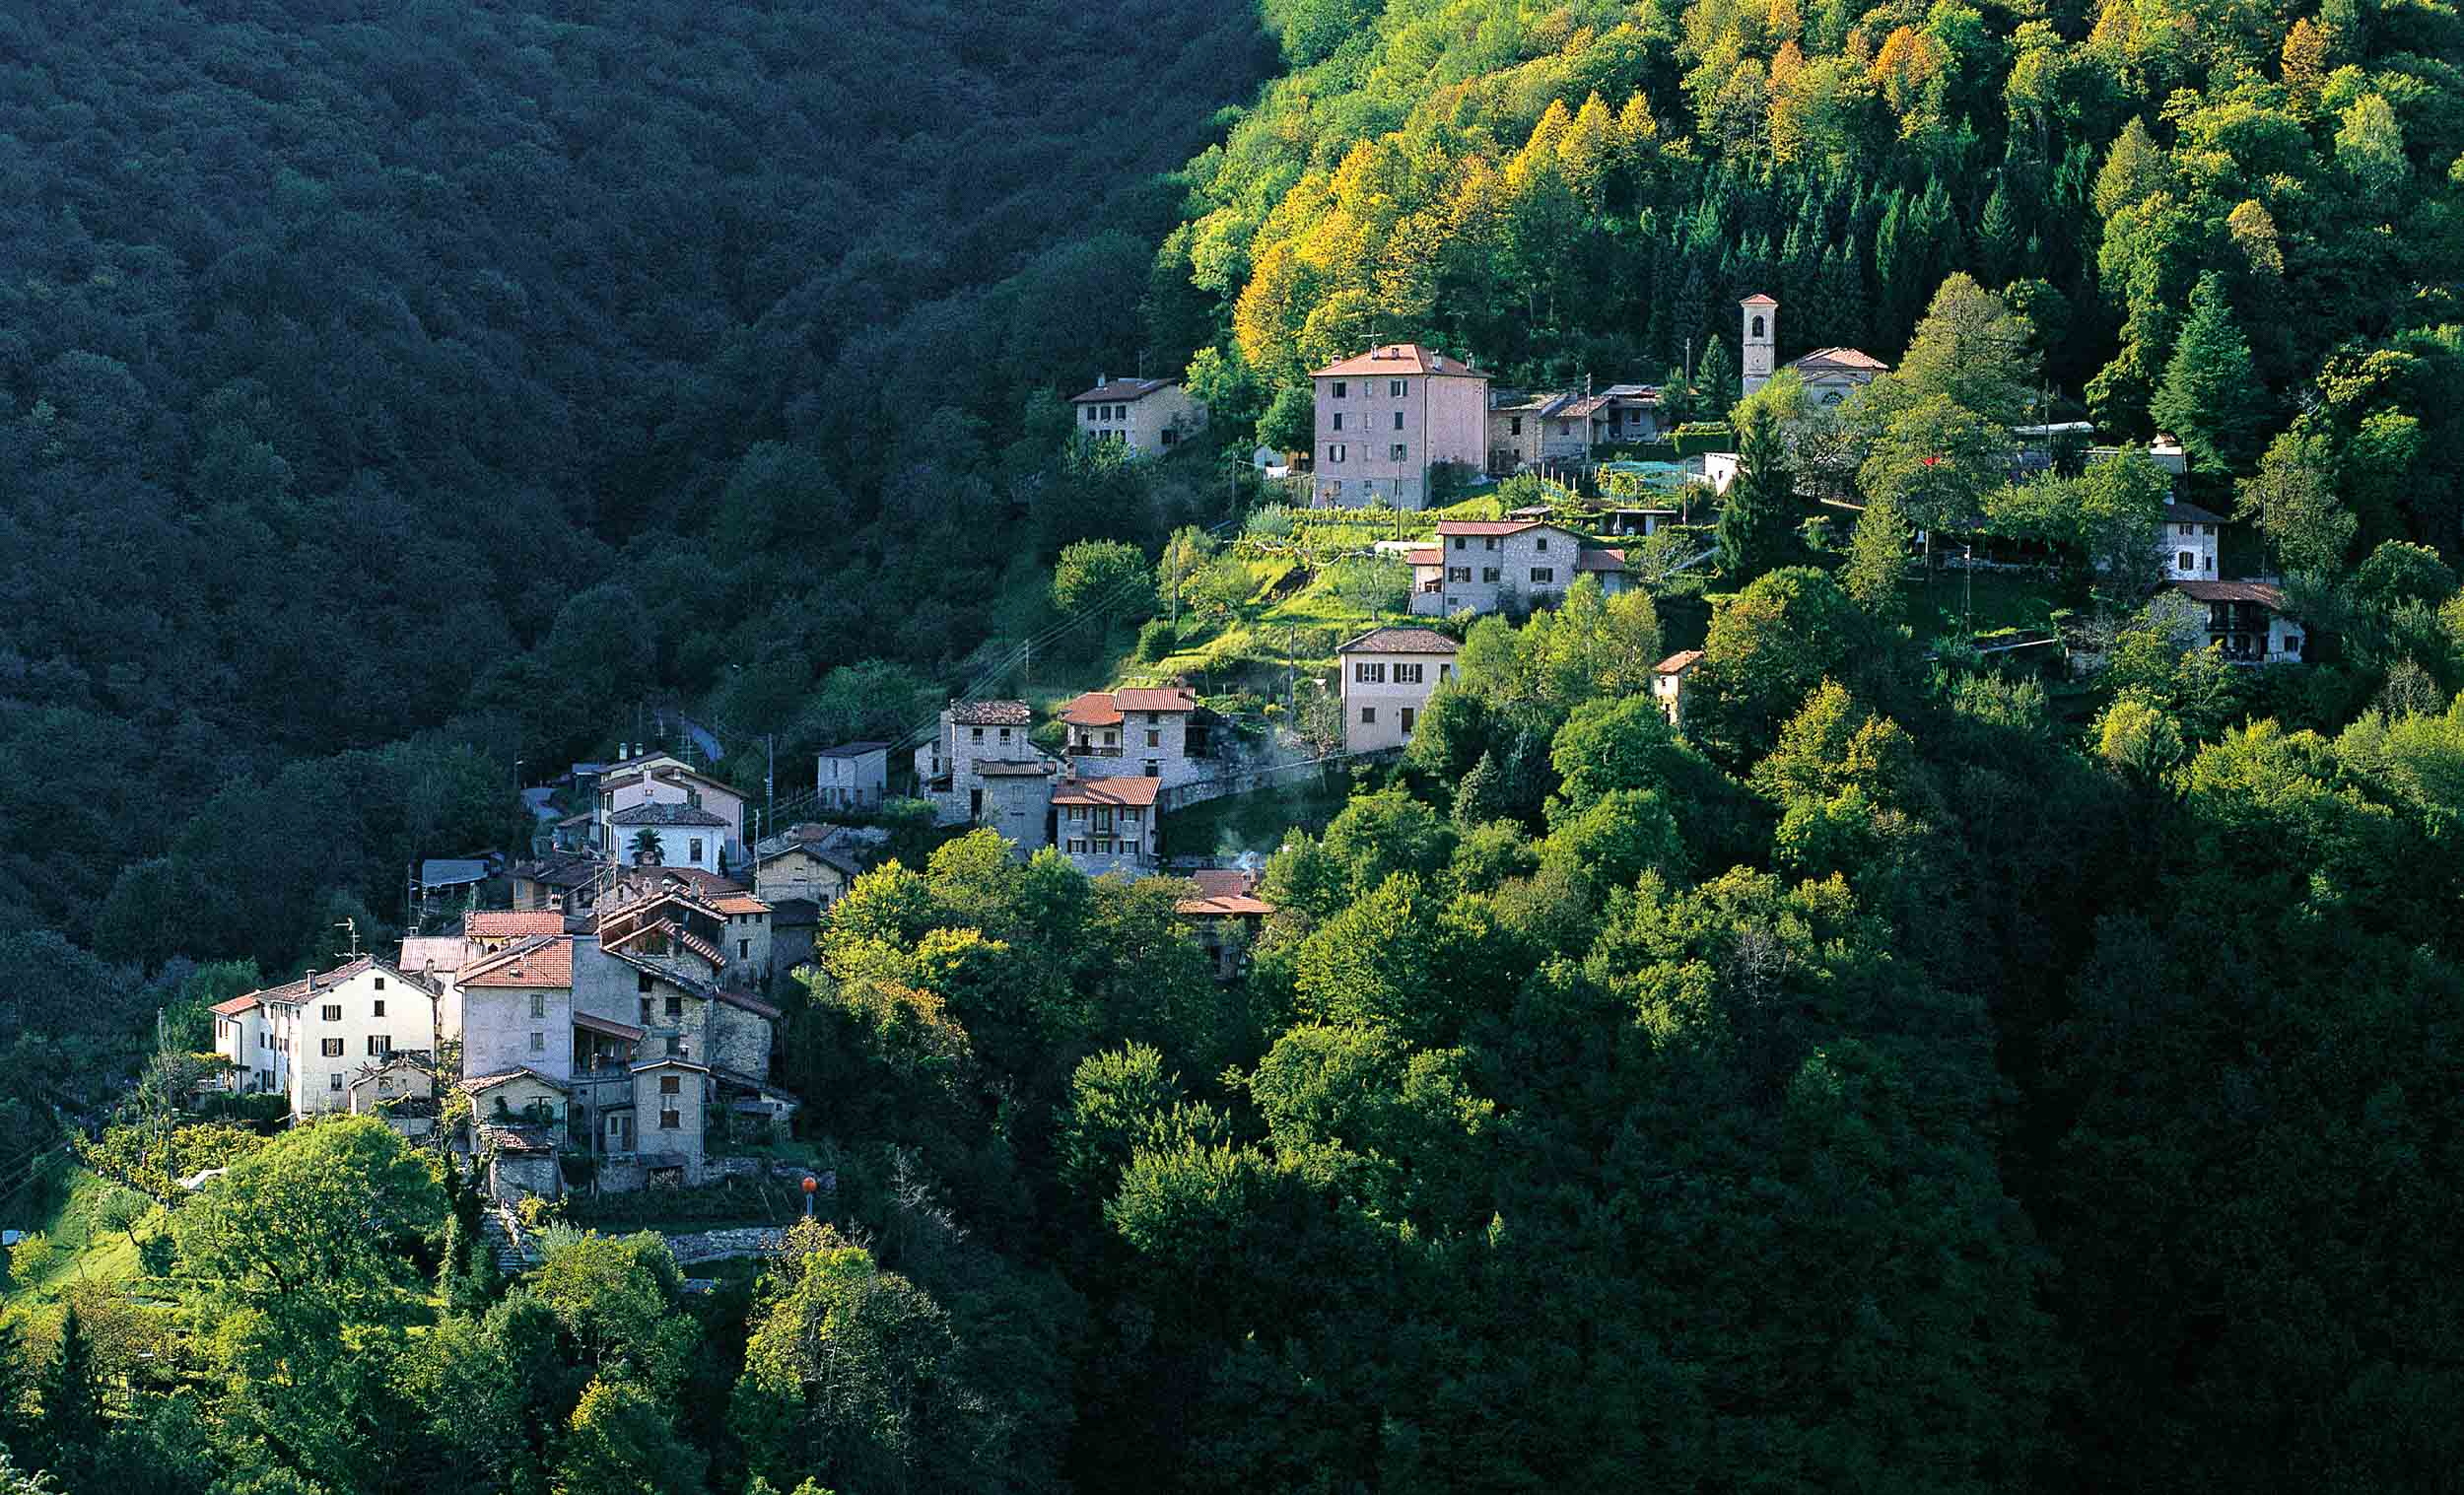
left=481, top=1205, right=535, bottom=1275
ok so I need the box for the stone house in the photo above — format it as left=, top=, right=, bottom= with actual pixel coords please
left=1060, top=687, right=1217, bottom=787
left=914, top=700, right=1057, bottom=826
left=1337, top=627, right=1459, bottom=755
left=1409, top=520, right=1631, bottom=617
left=598, top=752, right=747, bottom=868
left=457, top=934, right=578, bottom=1084
left=212, top=956, right=442, bottom=1119
left=1174, top=869, right=1272, bottom=981
left=1652, top=648, right=1703, bottom=728
left=1580, top=384, right=1663, bottom=445
left=610, top=801, right=729, bottom=872
left=1312, top=345, right=1490, bottom=508
left=1070, top=374, right=1206, bottom=457
left=509, top=850, right=598, bottom=912
left=752, top=826, right=865, bottom=913
left=815, top=741, right=890, bottom=812
left=2173, top=580, right=2307, bottom=663
left=979, top=760, right=1061, bottom=856
left=1053, top=776, right=1163, bottom=877
left=347, top=1054, right=438, bottom=1138
left=1485, top=390, right=1588, bottom=474
left=2161, top=500, right=2225, bottom=581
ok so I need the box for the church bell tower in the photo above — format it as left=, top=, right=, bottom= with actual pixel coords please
left=1740, top=294, right=1778, bottom=397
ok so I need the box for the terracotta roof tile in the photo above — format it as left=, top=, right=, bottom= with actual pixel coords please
left=1114, top=688, right=1198, bottom=713
left=211, top=994, right=261, bottom=1017
left=1788, top=347, right=1889, bottom=373
left=1052, top=776, right=1162, bottom=808
left=1061, top=692, right=1125, bottom=727
left=458, top=935, right=574, bottom=989
left=466, top=910, right=565, bottom=938
left=1176, top=868, right=1273, bottom=917
left=1435, top=519, right=1545, bottom=537
left=1655, top=649, right=1705, bottom=674
left=1312, top=344, right=1484, bottom=378
left=1405, top=547, right=1441, bottom=566
left=1575, top=548, right=1628, bottom=571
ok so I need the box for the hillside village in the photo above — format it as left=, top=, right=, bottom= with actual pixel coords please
left=134, top=275, right=2329, bottom=1254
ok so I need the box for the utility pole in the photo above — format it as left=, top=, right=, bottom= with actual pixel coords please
left=765, top=733, right=775, bottom=848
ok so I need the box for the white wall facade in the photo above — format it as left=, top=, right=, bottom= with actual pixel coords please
left=463, top=981, right=573, bottom=1083
left=286, top=968, right=438, bottom=1118
left=615, top=821, right=722, bottom=872
left=1340, top=648, right=1457, bottom=754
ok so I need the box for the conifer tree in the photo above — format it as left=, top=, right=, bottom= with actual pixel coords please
left=1976, top=180, right=2019, bottom=288
left=1695, top=336, right=1739, bottom=419
left=2151, top=272, right=2267, bottom=475
left=1718, top=403, right=1795, bottom=578
left=1843, top=494, right=1913, bottom=620
left=36, top=1308, right=99, bottom=1478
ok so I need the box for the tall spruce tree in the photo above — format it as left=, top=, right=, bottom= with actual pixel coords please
left=2151, top=271, right=2268, bottom=475
left=1695, top=336, right=1739, bottom=419
left=1718, top=403, right=1796, bottom=578
left=36, top=1308, right=100, bottom=1478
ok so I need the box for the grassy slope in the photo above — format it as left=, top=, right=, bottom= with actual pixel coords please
left=2, top=1165, right=144, bottom=1314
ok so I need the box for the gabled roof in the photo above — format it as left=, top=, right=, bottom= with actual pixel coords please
left=978, top=758, right=1059, bottom=778
left=2174, top=579, right=2291, bottom=610
left=630, top=1057, right=715, bottom=1075
left=1740, top=293, right=1779, bottom=307
left=1313, top=344, right=1484, bottom=378
left=466, top=910, right=565, bottom=939
left=1052, top=776, right=1162, bottom=808
left=458, top=935, right=573, bottom=990
left=1338, top=626, right=1459, bottom=655
left=1405, top=547, right=1441, bottom=566
left=1060, top=692, right=1125, bottom=727
left=2164, top=500, right=2230, bottom=525
left=817, top=740, right=890, bottom=758
left=1115, top=687, right=1198, bottom=714
left=212, top=993, right=261, bottom=1017
left=714, top=894, right=771, bottom=917
left=1575, top=548, right=1629, bottom=572
left=1435, top=519, right=1582, bottom=540
left=462, top=1067, right=571, bottom=1096
left=240, top=955, right=437, bottom=1008
left=1176, top=869, right=1273, bottom=917
left=1655, top=649, right=1705, bottom=674
left=610, top=802, right=728, bottom=828
left=1788, top=347, right=1889, bottom=374
left=1071, top=376, right=1178, bottom=404
left=949, top=699, right=1033, bottom=726
left=574, top=1011, right=647, bottom=1043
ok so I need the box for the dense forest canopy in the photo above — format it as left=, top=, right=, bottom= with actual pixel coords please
left=4, top=0, right=2464, bottom=1492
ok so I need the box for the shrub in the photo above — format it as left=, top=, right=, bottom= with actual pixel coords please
left=1136, top=618, right=1178, bottom=662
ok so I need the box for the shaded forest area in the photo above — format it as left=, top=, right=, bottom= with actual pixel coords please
left=0, top=0, right=1272, bottom=1011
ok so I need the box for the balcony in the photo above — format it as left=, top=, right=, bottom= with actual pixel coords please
left=1071, top=744, right=1124, bottom=758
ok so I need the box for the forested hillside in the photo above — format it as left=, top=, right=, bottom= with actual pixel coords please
left=0, top=0, right=1270, bottom=1018
left=1163, top=0, right=2464, bottom=556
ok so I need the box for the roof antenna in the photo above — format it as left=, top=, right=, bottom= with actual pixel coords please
left=335, top=917, right=361, bottom=957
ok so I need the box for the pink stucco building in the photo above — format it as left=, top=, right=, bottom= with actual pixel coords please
left=1311, top=345, right=1489, bottom=509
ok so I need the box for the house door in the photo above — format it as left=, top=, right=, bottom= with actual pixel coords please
left=1400, top=708, right=1416, bottom=735
left=607, top=1113, right=631, bottom=1152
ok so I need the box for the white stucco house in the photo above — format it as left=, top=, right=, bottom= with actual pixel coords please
left=598, top=752, right=747, bottom=868
left=1053, top=776, right=1162, bottom=877
left=1652, top=648, right=1703, bottom=728
left=212, top=955, right=442, bottom=1118
left=610, top=801, right=728, bottom=872
left=815, top=741, right=890, bottom=812
left=1337, top=627, right=1459, bottom=754
left=2174, top=580, right=2307, bottom=663
left=2160, top=500, right=2225, bottom=581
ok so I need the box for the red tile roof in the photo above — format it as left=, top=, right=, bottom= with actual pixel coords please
left=1052, top=776, right=1162, bottom=808
left=714, top=894, right=771, bottom=917
left=1656, top=649, right=1705, bottom=673
left=1740, top=293, right=1779, bottom=306
left=1114, top=687, right=1198, bottom=714
left=466, top=910, right=565, bottom=938
left=1435, top=519, right=1545, bottom=537
left=1061, top=692, right=1125, bottom=727
left=1312, top=344, right=1484, bottom=378
left=1338, top=626, right=1459, bottom=655
left=1789, top=347, right=1889, bottom=374
left=237, top=955, right=435, bottom=1008
left=1176, top=869, right=1273, bottom=917
left=1575, top=548, right=1628, bottom=572
left=211, top=994, right=261, bottom=1017
left=458, top=936, right=573, bottom=989
left=1405, top=547, right=1441, bottom=566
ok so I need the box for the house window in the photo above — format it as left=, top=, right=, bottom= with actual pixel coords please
left=1329, top=443, right=1345, bottom=463
left=1390, top=379, right=1406, bottom=396
left=330, top=1073, right=344, bottom=1091
left=1401, top=708, right=1416, bottom=733
left=1161, top=428, right=1177, bottom=445
left=372, top=999, right=384, bottom=1018
left=666, top=994, right=683, bottom=1018
left=1448, top=567, right=1471, bottom=581
left=1751, top=315, right=1766, bottom=338
left=1392, top=410, right=1404, bottom=430
left=1509, top=417, right=1523, bottom=436
left=531, top=992, right=546, bottom=1018
left=1390, top=443, right=1407, bottom=461
left=1531, top=568, right=1554, bottom=583
left=1483, top=537, right=1498, bottom=551
left=970, top=726, right=984, bottom=741
left=1360, top=707, right=1377, bottom=723
left=641, top=997, right=653, bottom=1024
left=1333, top=412, right=1343, bottom=431
left=321, top=1038, right=343, bottom=1057
left=1396, top=663, right=1423, bottom=684
left=737, top=939, right=750, bottom=959
left=530, top=1031, right=544, bottom=1052
left=1481, top=567, right=1500, bottom=582
left=608, top=1114, right=626, bottom=1140
left=322, top=1004, right=342, bottom=1022
left=1354, top=662, right=1385, bottom=683
left=1453, top=536, right=1467, bottom=550
left=1145, top=729, right=1161, bottom=747
left=2178, top=523, right=2193, bottom=536
left=689, top=838, right=703, bottom=861
left=1440, top=663, right=1453, bottom=681
left=638, top=972, right=653, bottom=993
left=367, top=1035, right=389, bottom=1056
left=1332, top=380, right=1346, bottom=398
left=1068, top=839, right=1088, bottom=853
left=373, top=977, right=384, bottom=990
left=1535, top=536, right=1549, bottom=552
left=666, top=1036, right=683, bottom=1055
left=2178, top=551, right=2195, bottom=572
left=1557, top=421, right=1570, bottom=436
